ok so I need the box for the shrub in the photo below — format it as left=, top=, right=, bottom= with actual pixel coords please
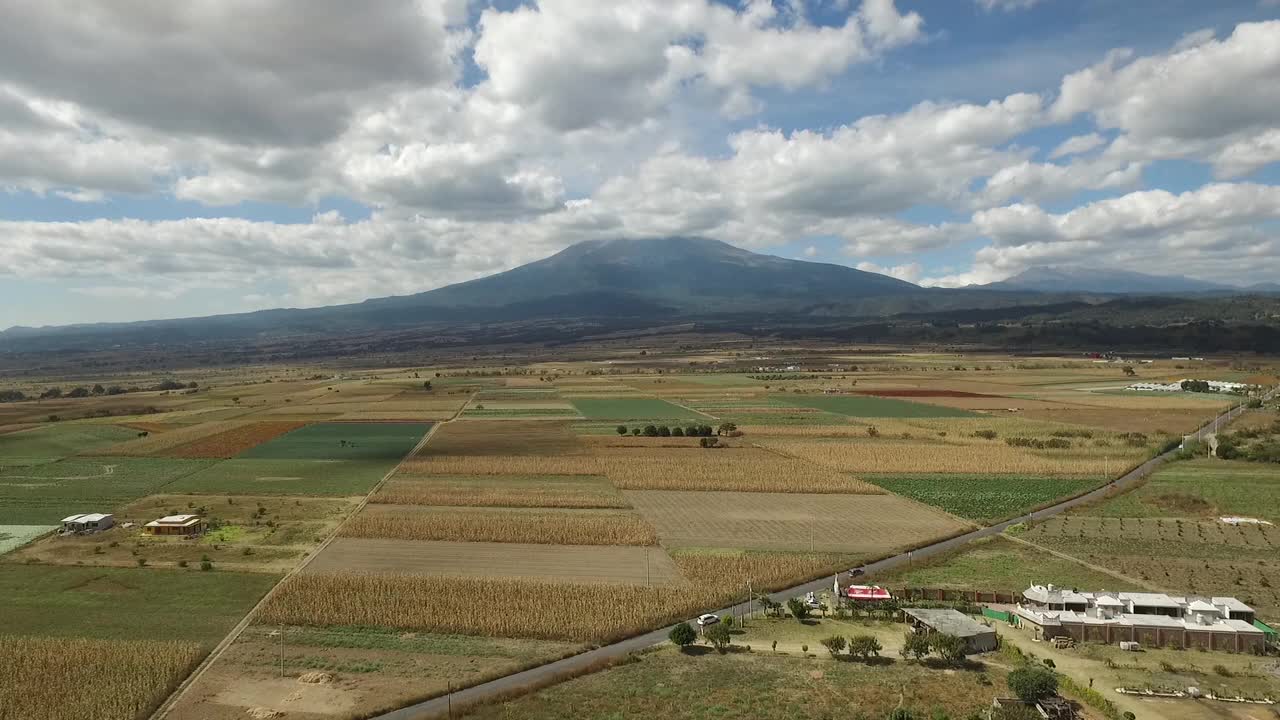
left=848, top=634, right=882, bottom=660
left=973, top=430, right=998, bottom=440
left=704, top=623, right=732, bottom=653
left=1007, top=667, right=1058, bottom=704
left=786, top=597, right=809, bottom=621
left=820, top=635, right=847, bottom=657
left=668, top=623, right=696, bottom=649
left=200, top=560, right=213, bottom=571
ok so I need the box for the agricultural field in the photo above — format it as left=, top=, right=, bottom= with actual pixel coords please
left=305, top=539, right=681, bottom=585
left=592, top=446, right=880, bottom=493
left=165, top=457, right=400, bottom=496
left=0, top=564, right=278, bottom=642
left=165, top=420, right=307, bottom=458
left=166, top=626, right=581, bottom=720
left=0, top=423, right=139, bottom=466
left=372, top=474, right=629, bottom=509
left=94, top=420, right=251, bottom=457
left=0, top=635, right=203, bottom=720
left=0, top=457, right=213, bottom=524
left=240, top=421, right=430, bottom=460
left=1084, top=459, right=1280, bottom=523
left=455, top=645, right=1012, bottom=720
left=865, top=474, right=1101, bottom=524
left=777, top=394, right=978, bottom=418
left=569, top=397, right=709, bottom=421
left=415, top=419, right=588, bottom=457
left=624, top=490, right=968, bottom=553
left=342, top=505, right=660, bottom=546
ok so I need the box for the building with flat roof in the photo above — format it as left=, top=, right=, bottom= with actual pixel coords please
left=144, top=514, right=205, bottom=536
left=1016, top=584, right=1263, bottom=653
left=60, top=513, right=114, bottom=533
left=902, top=608, right=998, bottom=653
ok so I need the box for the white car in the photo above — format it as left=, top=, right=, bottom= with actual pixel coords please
left=696, top=613, right=720, bottom=627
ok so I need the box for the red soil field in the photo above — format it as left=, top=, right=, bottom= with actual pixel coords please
left=854, top=389, right=1003, bottom=398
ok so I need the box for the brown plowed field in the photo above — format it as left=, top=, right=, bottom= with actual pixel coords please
left=855, top=389, right=1002, bottom=398
left=166, top=421, right=307, bottom=458
left=625, top=490, right=970, bottom=553
left=304, top=538, right=681, bottom=584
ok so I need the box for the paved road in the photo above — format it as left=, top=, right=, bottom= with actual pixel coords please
left=376, top=391, right=1273, bottom=720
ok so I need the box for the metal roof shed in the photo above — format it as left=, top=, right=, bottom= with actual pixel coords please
left=902, top=608, right=998, bottom=653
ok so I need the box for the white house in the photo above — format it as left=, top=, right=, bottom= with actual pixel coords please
left=60, top=513, right=115, bottom=534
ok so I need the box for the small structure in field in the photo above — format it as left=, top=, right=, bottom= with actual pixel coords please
left=902, top=607, right=998, bottom=653
left=60, top=513, right=115, bottom=534
left=144, top=514, right=205, bottom=537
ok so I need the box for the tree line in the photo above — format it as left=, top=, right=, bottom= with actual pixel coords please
left=0, top=380, right=198, bottom=403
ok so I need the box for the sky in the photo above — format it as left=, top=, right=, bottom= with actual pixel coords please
left=2, top=0, right=1280, bottom=328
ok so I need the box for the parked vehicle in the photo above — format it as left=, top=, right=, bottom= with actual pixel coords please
left=696, top=613, right=720, bottom=627
left=848, top=567, right=865, bottom=577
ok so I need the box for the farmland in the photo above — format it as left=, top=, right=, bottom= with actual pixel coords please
left=0, top=350, right=1268, bottom=720
left=0, top=457, right=213, bottom=524
left=865, top=474, right=1101, bottom=523
left=624, top=490, right=968, bottom=552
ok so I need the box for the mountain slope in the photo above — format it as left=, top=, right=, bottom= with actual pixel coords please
left=983, top=266, right=1232, bottom=294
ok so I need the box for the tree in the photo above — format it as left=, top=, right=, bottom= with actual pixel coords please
left=901, top=631, right=931, bottom=661
left=699, top=437, right=720, bottom=448
left=423, top=381, right=433, bottom=391
left=668, top=622, right=697, bottom=649
left=631, top=427, right=641, bottom=436
left=0, top=389, right=26, bottom=403
left=1006, top=667, right=1058, bottom=704
left=90, top=384, right=105, bottom=395
left=867, top=425, right=880, bottom=438
left=820, top=635, right=847, bottom=657
left=187, top=381, right=199, bottom=389
left=658, top=425, right=671, bottom=437
left=786, top=597, right=809, bottom=622
left=685, top=425, right=700, bottom=437
left=67, top=386, right=90, bottom=398
left=758, top=595, right=781, bottom=618
left=931, top=633, right=967, bottom=665
left=1122, top=366, right=1136, bottom=376
left=40, top=387, right=63, bottom=399
left=106, top=386, right=127, bottom=395
left=848, top=634, right=882, bottom=660
left=717, top=422, right=738, bottom=435
left=1247, top=398, right=1263, bottom=409
left=643, top=424, right=659, bottom=437
left=704, top=622, right=732, bottom=653
left=616, top=425, right=628, bottom=436
left=672, top=426, right=685, bottom=437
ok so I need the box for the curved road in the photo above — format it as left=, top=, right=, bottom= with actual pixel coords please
left=377, top=391, right=1272, bottom=720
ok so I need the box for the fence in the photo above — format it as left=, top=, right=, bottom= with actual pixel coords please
left=896, top=587, right=1019, bottom=604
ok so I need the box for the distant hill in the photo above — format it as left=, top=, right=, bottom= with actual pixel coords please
left=982, top=266, right=1232, bottom=294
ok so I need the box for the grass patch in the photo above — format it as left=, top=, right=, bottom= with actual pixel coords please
left=0, top=457, right=214, bottom=524
left=0, top=424, right=139, bottom=465
left=240, top=421, right=430, bottom=460
left=777, top=394, right=977, bottom=418
left=0, top=564, right=279, bottom=643
left=570, top=398, right=708, bottom=421
left=166, top=458, right=398, bottom=496
left=870, top=536, right=1141, bottom=592
left=866, top=474, right=1101, bottom=524
left=1086, top=459, right=1280, bottom=523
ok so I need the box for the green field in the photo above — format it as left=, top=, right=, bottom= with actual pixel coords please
left=0, top=525, right=54, bottom=554
left=461, top=408, right=582, bottom=418
left=239, top=422, right=430, bottom=461
left=0, top=424, right=138, bottom=466
left=167, top=458, right=397, bottom=496
left=569, top=398, right=709, bottom=421
left=458, top=646, right=1009, bottom=720
left=867, top=474, right=1100, bottom=524
left=0, top=457, right=214, bottom=524
left=870, top=537, right=1141, bottom=592
left=1087, top=459, right=1280, bottom=523
left=777, top=395, right=977, bottom=418
left=0, top=564, right=279, bottom=643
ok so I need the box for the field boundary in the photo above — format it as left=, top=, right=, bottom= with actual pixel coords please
left=149, top=408, right=460, bottom=720
left=1001, top=534, right=1162, bottom=591
left=369, top=392, right=1271, bottom=720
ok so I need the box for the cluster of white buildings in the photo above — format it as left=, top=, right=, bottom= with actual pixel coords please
left=1014, top=584, right=1265, bottom=653
left=1125, top=379, right=1252, bottom=393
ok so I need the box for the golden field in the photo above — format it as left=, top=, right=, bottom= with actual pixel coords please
left=373, top=475, right=629, bottom=508
left=341, top=506, right=659, bottom=546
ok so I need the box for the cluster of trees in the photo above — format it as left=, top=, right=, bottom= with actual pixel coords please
left=898, top=630, right=969, bottom=665
left=1214, top=421, right=1280, bottom=463
left=616, top=422, right=738, bottom=438
left=667, top=621, right=733, bottom=653
left=819, top=633, right=883, bottom=661
left=1181, top=379, right=1214, bottom=393
left=3, top=379, right=199, bottom=403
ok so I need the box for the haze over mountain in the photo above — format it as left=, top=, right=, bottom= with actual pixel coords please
left=980, top=266, right=1234, bottom=295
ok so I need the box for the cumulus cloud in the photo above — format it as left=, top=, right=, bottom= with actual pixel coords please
left=1051, top=21, right=1280, bottom=177
left=856, top=261, right=924, bottom=283
left=975, top=0, right=1043, bottom=12
left=1048, top=133, right=1107, bottom=159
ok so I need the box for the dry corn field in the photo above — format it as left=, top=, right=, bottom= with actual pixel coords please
left=165, top=421, right=306, bottom=458
left=402, top=455, right=602, bottom=476
left=373, top=475, right=629, bottom=508
left=0, top=635, right=203, bottom=720
left=762, top=439, right=1142, bottom=476
left=262, top=549, right=848, bottom=643
left=593, top=447, right=882, bottom=493
left=92, top=420, right=248, bottom=456
left=342, top=506, right=659, bottom=546
left=416, top=420, right=588, bottom=457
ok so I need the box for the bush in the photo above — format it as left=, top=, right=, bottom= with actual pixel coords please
left=200, top=560, right=213, bottom=571
left=848, top=634, right=882, bottom=660
left=820, top=635, right=847, bottom=657
left=668, top=622, right=696, bottom=648
left=705, top=623, right=732, bottom=653
left=973, top=430, right=998, bottom=440
left=616, top=425, right=628, bottom=436
left=1007, top=666, right=1058, bottom=704
left=1213, top=663, right=1233, bottom=677
left=786, top=597, right=809, bottom=621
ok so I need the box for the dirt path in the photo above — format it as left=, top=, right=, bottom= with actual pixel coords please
left=151, top=398, right=472, bottom=720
